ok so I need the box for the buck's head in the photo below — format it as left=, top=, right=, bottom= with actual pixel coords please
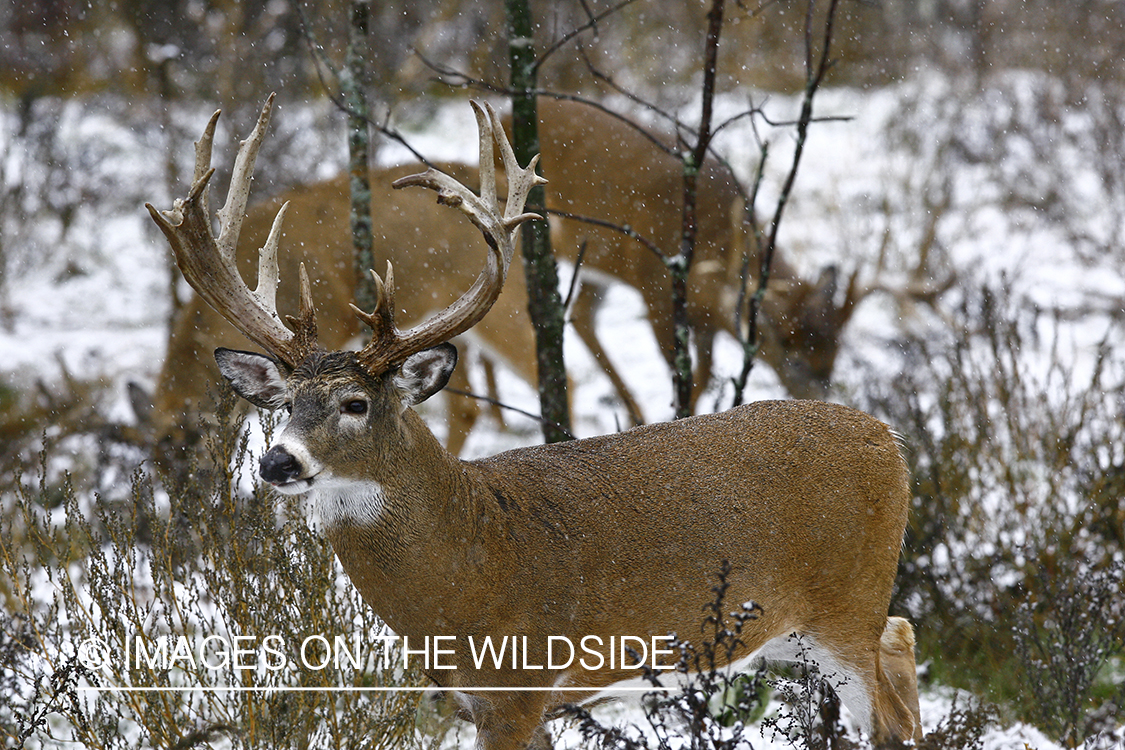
left=146, top=97, right=543, bottom=495
left=214, top=339, right=459, bottom=495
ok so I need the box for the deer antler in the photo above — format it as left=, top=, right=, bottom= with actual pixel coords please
left=145, top=94, right=319, bottom=371
left=352, top=100, right=546, bottom=374
left=147, top=98, right=541, bottom=377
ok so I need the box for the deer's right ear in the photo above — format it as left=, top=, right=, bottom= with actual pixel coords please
left=394, top=343, right=458, bottom=408
left=214, top=348, right=288, bottom=410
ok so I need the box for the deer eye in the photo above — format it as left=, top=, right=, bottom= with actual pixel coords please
left=341, top=399, right=368, bottom=415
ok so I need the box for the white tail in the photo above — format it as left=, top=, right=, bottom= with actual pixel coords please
left=146, top=98, right=921, bottom=749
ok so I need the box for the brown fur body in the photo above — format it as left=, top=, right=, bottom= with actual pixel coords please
left=151, top=101, right=919, bottom=749
left=278, top=356, right=922, bottom=747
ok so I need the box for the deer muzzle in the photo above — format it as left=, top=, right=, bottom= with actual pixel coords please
left=260, top=445, right=304, bottom=486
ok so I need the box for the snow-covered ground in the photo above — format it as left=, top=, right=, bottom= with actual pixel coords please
left=2, top=72, right=1123, bottom=748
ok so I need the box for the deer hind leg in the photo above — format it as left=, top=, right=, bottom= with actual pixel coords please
left=774, top=619, right=919, bottom=747
left=830, top=622, right=920, bottom=747
left=569, top=280, right=645, bottom=426
left=462, top=692, right=552, bottom=750
left=873, top=616, right=922, bottom=745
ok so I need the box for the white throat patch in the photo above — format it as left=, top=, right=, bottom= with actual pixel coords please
left=310, top=483, right=388, bottom=529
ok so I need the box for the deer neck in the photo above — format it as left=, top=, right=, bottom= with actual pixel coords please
left=309, top=408, right=461, bottom=532
left=309, top=408, right=499, bottom=633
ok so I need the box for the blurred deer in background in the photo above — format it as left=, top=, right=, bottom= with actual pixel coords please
left=531, top=97, right=864, bottom=422
left=147, top=97, right=921, bottom=750
left=148, top=97, right=867, bottom=453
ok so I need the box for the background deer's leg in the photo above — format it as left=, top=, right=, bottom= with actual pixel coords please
left=568, top=280, right=645, bottom=425
left=641, top=284, right=718, bottom=415
left=876, top=617, right=922, bottom=743
left=689, top=320, right=718, bottom=411
left=480, top=356, right=507, bottom=427
left=444, top=357, right=480, bottom=457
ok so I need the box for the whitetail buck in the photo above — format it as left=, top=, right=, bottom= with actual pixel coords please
left=150, top=98, right=863, bottom=451
left=147, top=98, right=921, bottom=749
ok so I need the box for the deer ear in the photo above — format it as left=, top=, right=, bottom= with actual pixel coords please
left=214, top=348, right=288, bottom=410
left=394, top=343, right=457, bottom=408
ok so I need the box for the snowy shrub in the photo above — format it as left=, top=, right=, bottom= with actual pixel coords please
left=1013, top=560, right=1125, bottom=748
left=563, top=563, right=774, bottom=750
left=860, top=281, right=1125, bottom=740
left=0, top=400, right=433, bottom=749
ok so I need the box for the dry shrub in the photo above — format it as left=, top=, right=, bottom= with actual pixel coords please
left=859, top=281, right=1125, bottom=740
left=1013, top=561, right=1125, bottom=748
left=1, top=392, right=436, bottom=749
left=915, top=694, right=996, bottom=750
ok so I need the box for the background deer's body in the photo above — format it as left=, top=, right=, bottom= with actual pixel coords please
left=148, top=100, right=919, bottom=748
left=153, top=99, right=860, bottom=452
left=532, top=98, right=858, bottom=420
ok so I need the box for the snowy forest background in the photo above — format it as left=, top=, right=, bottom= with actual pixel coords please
left=1, top=0, right=1124, bottom=748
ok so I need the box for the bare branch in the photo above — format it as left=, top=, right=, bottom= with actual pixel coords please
left=445, top=387, right=575, bottom=440
left=731, top=0, right=842, bottom=406
left=535, top=0, right=642, bottom=72
left=544, top=209, right=665, bottom=261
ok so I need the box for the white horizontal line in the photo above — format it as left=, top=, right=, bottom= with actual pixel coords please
left=79, top=685, right=674, bottom=693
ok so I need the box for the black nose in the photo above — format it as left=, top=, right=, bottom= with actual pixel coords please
left=260, top=446, right=302, bottom=485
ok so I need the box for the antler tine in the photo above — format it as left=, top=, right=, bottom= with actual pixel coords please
left=216, top=95, right=274, bottom=264
left=355, top=101, right=545, bottom=374
left=145, top=94, right=318, bottom=370
left=477, top=103, right=499, bottom=213
left=192, top=109, right=221, bottom=219
left=483, top=103, right=546, bottom=234
left=285, top=262, right=319, bottom=355
left=244, top=198, right=284, bottom=315
left=348, top=263, right=395, bottom=343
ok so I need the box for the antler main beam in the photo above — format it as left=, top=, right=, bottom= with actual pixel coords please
left=147, top=97, right=542, bottom=377
left=145, top=94, right=318, bottom=371
left=353, top=101, right=546, bottom=374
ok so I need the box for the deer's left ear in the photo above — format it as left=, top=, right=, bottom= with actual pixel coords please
left=394, top=343, right=457, bottom=408
left=215, top=348, right=288, bottom=410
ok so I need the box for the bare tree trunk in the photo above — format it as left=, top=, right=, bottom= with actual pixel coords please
left=344, top=0, right=377, bottom=315
left=504, top=0, right=572, bottom=443
left=669, top=0, right=725, bottom=419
